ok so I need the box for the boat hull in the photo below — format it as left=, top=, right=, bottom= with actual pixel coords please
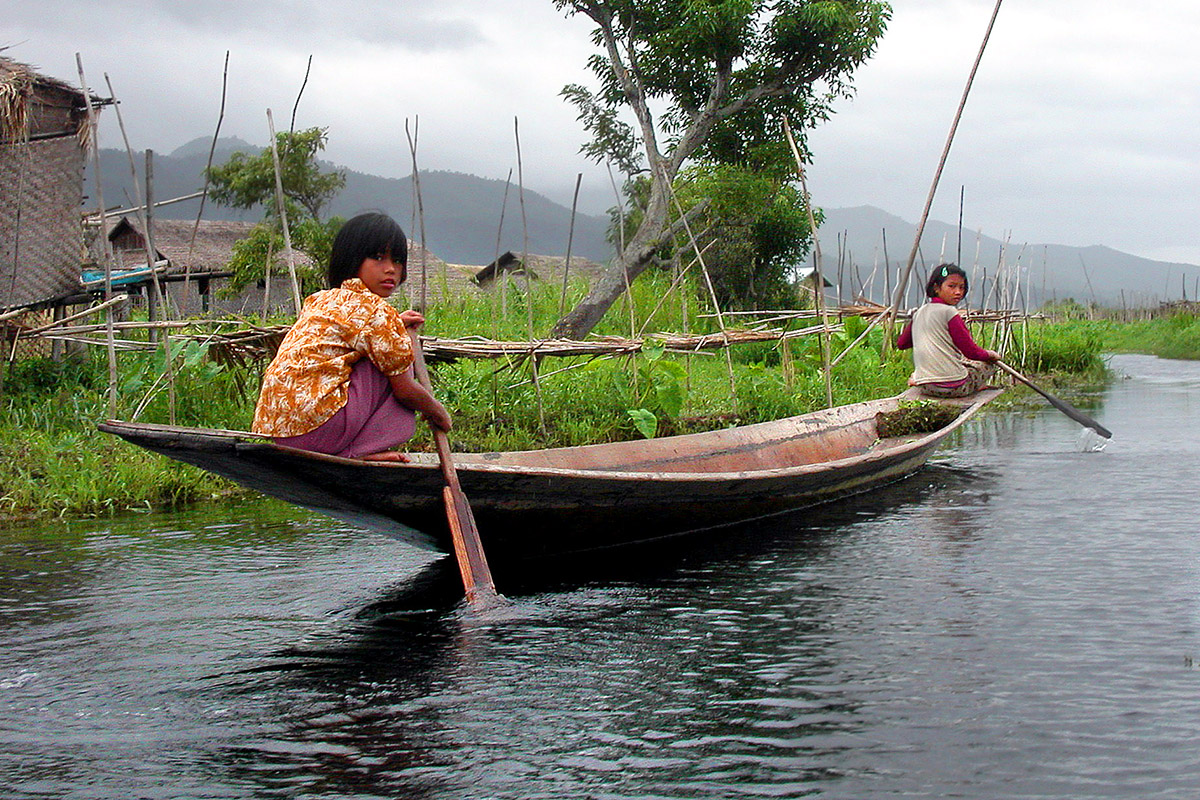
left=99, top=389, right=1000, bottom=562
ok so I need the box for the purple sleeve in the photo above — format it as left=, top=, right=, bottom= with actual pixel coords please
left=897, top=321, right=913, bottom=350
left=947, top=315, right=993, bottom=361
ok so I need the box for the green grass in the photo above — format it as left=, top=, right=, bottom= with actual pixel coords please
left=1093, top=313, right=1200, bottom=360
left=1, top=281, right=1112, bottom=521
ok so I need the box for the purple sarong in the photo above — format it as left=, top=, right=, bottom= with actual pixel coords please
left=918, top=360, right=996, bottom=398
left=273, top=358, right=416, bottom=458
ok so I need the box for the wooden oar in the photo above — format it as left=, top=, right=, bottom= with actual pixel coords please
left=996, top=360, right=1112, bottom=439
left=410, top=334, right=500, bottom=608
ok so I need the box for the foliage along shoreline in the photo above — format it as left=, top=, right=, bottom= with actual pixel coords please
left=3, top=275, right=1175, bottom=525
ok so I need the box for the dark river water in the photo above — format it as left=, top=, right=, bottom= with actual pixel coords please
left=2, top=353, right=1198, bottom=799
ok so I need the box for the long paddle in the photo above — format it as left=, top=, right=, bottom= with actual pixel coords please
left=410, top=334, right=500, bottom=608
left=996, top=360, right=1112, bottom=440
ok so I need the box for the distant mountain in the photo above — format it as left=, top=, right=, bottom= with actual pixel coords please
left=85, top=137, right=614, bottom=266
left=816, top=206, right=1196, bottom=308
left=84, top=140, right=1193, bottom=307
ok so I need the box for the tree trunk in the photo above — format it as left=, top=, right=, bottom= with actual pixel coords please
left=552, top=247, right=654, bottom=338
left=551, top=178, right=675, bottom=338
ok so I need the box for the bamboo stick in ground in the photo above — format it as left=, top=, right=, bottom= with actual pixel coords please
left=783, top=117, right=833, bottom=408
left=659, top=166, right=739, bottom=416
left=76, top=53, right=119, bottom=417
left=512, top=117, right=546, bottom=434
left=145, top=151, right=178, bottom=424
left=559, top=172, right=583, bottom=318
left=265, top=109, right=302, bottom=315
left=488, top=169, right=513, bottom=340
left=103, top=71, right=167, bottom=333
left=187, top=51, right=229, bottom=316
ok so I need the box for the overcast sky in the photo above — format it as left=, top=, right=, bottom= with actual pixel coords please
left=6, top=1, right=1198, bottom=265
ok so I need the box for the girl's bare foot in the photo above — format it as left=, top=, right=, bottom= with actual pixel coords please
left=361, top=450, right=411, bottom=463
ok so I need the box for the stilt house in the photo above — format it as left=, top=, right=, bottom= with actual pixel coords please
left=0, top=56, right=95, bottom=312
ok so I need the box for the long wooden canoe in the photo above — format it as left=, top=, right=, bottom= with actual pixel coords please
left=99, top=388, right=1000, bottom=563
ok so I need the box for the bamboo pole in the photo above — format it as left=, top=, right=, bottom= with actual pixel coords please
left=783, top=118, right=833, bottom=407
left=659, top=166, right=740, bottom=415
left=187, top=51, right=229, bottom=316
left=145, top=151, right=178, bottom=424
left=488, top=169, right=513, bottom=340
left=830, top=0, right=1006, bottom=369
left=19, top=295, right=128, bottom=336
left=513, top=117, right=547, bottom=434
left=261, top=239, right=273, bottom=322
left=605, top=161, right=637, bottom=341
left=144, top=151, right=169, bottom=332
left=883, top=228, right=893, bottom=311
left=559, top=173, right=583, bottom=317
left=265, top=109, right=302, bottom=314
left=102, top=72, right=167, bottom=336
left=289, top=55, right=312, bottom=133
left=404, top=117, right=429, bottom=314
left=884, top=0, right=1005, bottom=353
left=76, top=53, right=119, bottom=416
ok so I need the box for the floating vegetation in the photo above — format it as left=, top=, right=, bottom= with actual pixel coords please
left=874, top=400, right=962, bottom=438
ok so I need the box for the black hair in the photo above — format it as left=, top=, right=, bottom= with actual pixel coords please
left=925, top=263, right=969, bottom=298
left=327, top=212, right=409, bottom=288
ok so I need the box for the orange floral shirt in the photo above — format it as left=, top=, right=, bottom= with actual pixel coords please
left=252, top=278, right=414, bottom=437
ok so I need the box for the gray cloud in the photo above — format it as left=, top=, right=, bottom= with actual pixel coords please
left=7, top=0, right=486, bottom=52
left=5, top=0, right=1198, bottom=264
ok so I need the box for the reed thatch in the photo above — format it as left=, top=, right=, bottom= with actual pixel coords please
left=1, top=56, right=93, bottom=312
left=471, top=251, right=605, bottom=289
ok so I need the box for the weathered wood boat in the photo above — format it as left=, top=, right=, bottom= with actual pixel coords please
left=98, top=388, right=1000, bottom=563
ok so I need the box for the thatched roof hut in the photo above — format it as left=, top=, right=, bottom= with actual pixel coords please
left=471, top=250, right=605, bottom=290
left=87, top=216, right=476, bottom=315
left=0, top=56, right=96, bottom=311
left=393, top=241, right=482, bottom=307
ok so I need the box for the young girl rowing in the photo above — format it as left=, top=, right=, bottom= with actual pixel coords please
left=897, top=263, right=999, bottom=398
left=252, top=212, right=451, bottom=461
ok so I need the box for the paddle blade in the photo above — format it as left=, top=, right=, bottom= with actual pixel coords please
left=442, top=487, right=500, bottom=608
left=997, top=361, right=1112, bottom=439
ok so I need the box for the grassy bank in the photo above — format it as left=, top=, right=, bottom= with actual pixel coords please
left=1092, top=313, right=1200, bottom=360
left=1, top=275, right=1109, bottom=521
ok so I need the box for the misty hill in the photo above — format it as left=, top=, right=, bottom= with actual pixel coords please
left=85, top=138, right=614, bottom=266
left=817, top=206, right=1198, bottom=308
left=84, top=139, right=1195, bottom=308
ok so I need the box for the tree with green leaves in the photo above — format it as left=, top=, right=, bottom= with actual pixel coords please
left=207, top=127, right=345, bottom=219
left=207, top=127, right=346, bottom=306
left=616, top=164, right=817, bottom=311
left=550, top=0, right=890, bottom=338
left=220, top=215, right=339, bottom=300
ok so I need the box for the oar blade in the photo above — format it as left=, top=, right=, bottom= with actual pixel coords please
left=997, top=360, right=1112, bottom=440
left=1040, top=392, right=1113, bottom=440
left=442, top=486, right=500, bottom=608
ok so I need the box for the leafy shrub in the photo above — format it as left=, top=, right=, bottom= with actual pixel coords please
left=5, top=355, right=103, bottom=396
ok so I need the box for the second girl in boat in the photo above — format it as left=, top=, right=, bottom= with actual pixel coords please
left=896, top=263, right=999, bottom=398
